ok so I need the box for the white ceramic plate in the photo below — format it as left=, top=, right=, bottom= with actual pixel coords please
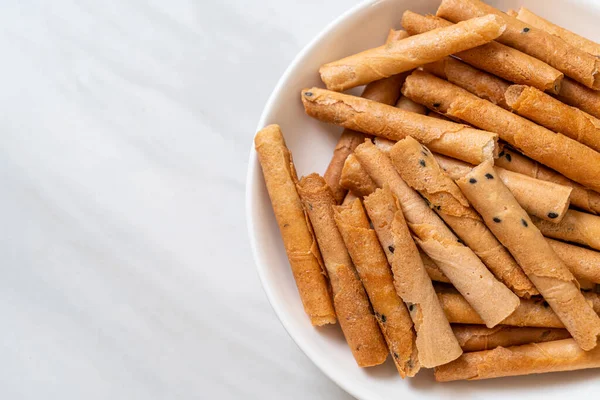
left=246, top=0, right=600, bottom=398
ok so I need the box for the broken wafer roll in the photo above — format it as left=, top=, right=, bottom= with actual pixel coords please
left=364, top=188, right=463, bottom=367
left=437, top=0, right=600, bottom=90
left=301, top=87, right=498, bottom=165
left=402, top=11, right=563, bottom=93
left=254, top=125, right=336, bottom=325
left=548, top=239, right=600, bottom=284
left=391, top=137, right=537, bottom=298
left=434, top=338, right=600, bottom=381
left=505, top=85, right=600, bottom=153
left=355, top=140, right=520, bottom=328
left=340, top=154, right=377, bottom=198
left=532, top=210, right=600, bottom=251
left=334, top=199, right=419, bottom=377
left=297, top=174, right=389, bottom=367
left=438, top=290, right=600, bottom=328
left=510, top=7, right=600, bottom=58
left=319, top=14, right=506, bottom=91
left=557, top=78, right=600, bottom=120
left=402, top=70, right=600, bottom=193
left=452, top=325, right=570, bottom=352
left=496, top=146, right=600, bottom=215
left=457, top=161, right=600, bottom=350
left=324, top=30, right=408, bottom=204
left=423, top=57, right=510, bottom=109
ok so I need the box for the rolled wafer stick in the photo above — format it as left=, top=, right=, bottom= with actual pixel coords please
left=438, top=290, right=600, bottom=328
left=254, top=125, right=335, bottom=325
left=339, top=154, right=377, bottom=198
left=341, top=192, right=358, bottom=206
left=434, top=338, right=600, bottom=382
left=391, top=137, right=537, bottom=298
left=423, top=57, right=510, bottom=109
left=402, top=11, right=563, bottom=93
left=301, top=87, right=498, bottom=165
left=452, top=325, right=570, bottom=352
left=437, top=0, right=600, bottom=90
left=532, top=210, right=600, bottom=251
left=548, top=239, right=600, bottom=284
left=402, top=70, right=600, bottom=193
left=297, top=174, right=389, bottom=366
left=505, top=85, right=600, bottom=153
left=456, top=161, right=600, bottom=351
left=495, top=145, right=600, bottom=215
left=509, top=7, right=600, bottom=58
left=364, top=188, right=462, bottom=367
left=557, top=78, right=600, bottom=120
left=324, top=30, right=408, bottom=204
left=334, top=199, right=419, bottom=377
left=355, top=140, right=519, bottom=328
left=319, top=14, right=506, bottom=91
left=435, top=154, right=573, bottom=223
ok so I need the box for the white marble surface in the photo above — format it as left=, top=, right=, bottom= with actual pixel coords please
left=0, top=0, right=359, bottom=398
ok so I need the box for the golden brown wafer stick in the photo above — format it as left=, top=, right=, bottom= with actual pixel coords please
left=339, top=154, right=377, bottom=198
left=437, top=0, right=600, bottom=89
left=323, top=30, right=408, bottom=204
left=423, top=57, right=510, bottom=109
left=457, top=161, right=600, bottom=350
left=510, top=7, right=600, bottom=58
left=391, top=137, right=537, bottom=298
left=452, top=325, right=571, bottom=352
left=334, top=199, right=419, bottom=377
left=355, top=140, right=519, bottom=327
left=557, top=77, right=600, bottom=120
left=438, top=290, right=600, bottom=327
left=319, top=14, right=506, bottom=91
left=301, top=87, right=498, bottom=165
left=436, top=153, right=574, bottom=223
left=496, top=145, right=600, bottom=215
left=548, top=239, right=600, bottom=284
left=364, top=188, right=462, bottom=367
left=297, top=174, right=389, bottom=366
left=402, top=11, right=563, bottom=93
left=532, top=210, right=600, bottom=251
left=434, top=338, right=600, bottom=381
left=505, top=85, right=600, bottom=153
left=402, top=70, right=600, bottom=193
left=254, top=125, right=335, bottom=325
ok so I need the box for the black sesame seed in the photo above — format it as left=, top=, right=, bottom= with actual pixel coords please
left=505, top=153, right=512, bottom=162
left=469, top=178, right=477, bottom=184
left=388, top=245, right=395, bottom=254
left=485, top=173, right=494, bottom=180
left=436, top=205, right=441, bottom=211
left=393, top=352, right=399, bottom=359
left=521, top=219, right=528, bottom=227
left=523, top=27, right=530, bottom=33
left=408, top=304, right=415, bottom=312
left=548, top=212, right=559, bottom=219
left=419, top=159, right=426, bottom=167
left=493, top=217, right=502, bottom=223
left=542, top=301, right=550, bottom=308
left=433, top=102, right=441, bottom=108
left=457, top=238, right=464, bottom=244
left=381, top=314, right=387, bottom=323
left=499, top=151, right=505, bottom=157
left=304, top=91, right=313, bottom=97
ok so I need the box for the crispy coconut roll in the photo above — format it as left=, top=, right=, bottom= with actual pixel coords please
left=532, top=210, right=600, bottom=251
left=452, top=325, right=570, bottom=352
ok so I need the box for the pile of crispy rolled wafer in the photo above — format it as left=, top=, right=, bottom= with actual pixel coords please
left=254, top=0, right=600, bottom=382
